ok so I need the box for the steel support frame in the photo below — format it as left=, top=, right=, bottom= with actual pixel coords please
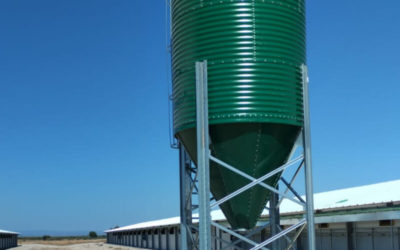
left=179, top=61, right=315, bottom=250
left=196, top=61, right=212, bottom=250
left=301, top=64, right=316, bottom=250
left=179, top=143, right=196, bottom=250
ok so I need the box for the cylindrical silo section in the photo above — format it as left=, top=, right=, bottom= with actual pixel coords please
left=172, top=0, right=306, bottom=230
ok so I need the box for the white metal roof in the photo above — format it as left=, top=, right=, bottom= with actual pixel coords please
left=106, top=179, right=400, bottom=233
left=277, top=178, right=400, bottom=214
left=0, top=229, right=19, bottom=235
left=305, top=179, right=400, bottom=210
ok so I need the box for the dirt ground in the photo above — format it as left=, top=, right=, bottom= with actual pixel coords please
left=18, top=239, right=106, bottom=246
left=14, top=242, right=145, bottom=250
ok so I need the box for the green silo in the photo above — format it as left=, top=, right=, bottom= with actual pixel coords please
left=172, top=0, right=305, bottom=230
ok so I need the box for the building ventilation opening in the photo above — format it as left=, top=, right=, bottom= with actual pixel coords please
left=379, top=220, right=393, bottom=226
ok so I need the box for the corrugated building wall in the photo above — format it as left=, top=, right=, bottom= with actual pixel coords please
left=0, top=230, right=18, bottom=250
left=106, top=180, right=400, bottom=250
left=106, top=220, right=400, bottom=250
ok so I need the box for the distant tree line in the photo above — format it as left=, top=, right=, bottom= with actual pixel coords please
left=89, top=231, right=97, bottom=238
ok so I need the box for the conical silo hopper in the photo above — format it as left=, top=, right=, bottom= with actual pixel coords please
left=172, top=0, right=305, bottom=230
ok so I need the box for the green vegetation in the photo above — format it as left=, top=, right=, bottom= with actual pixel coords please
left=89, top=231, right=97, bottom=238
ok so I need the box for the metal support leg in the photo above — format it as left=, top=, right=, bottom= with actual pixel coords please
left=270, top=186, right=280, bottom=250
left=196, top=60, right=212, bottom=250
left=301, top=64, right=316, bottom=250
left=180, top=144, right=193, bottom=250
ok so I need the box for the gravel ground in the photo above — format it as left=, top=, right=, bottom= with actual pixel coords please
left=14, top=243, right=145, bottom=250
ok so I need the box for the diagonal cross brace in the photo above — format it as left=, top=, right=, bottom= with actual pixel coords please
left=210, top=155, right=305, bottom=208
left=250, top=219, right=307, bottom=250
left=211, top=221, right=270, bottom=250
left=280, top=177, right=306, bottom=204
left=223, top=221, right=270, bottom=250
left=277, top=160, right=304, bottom=208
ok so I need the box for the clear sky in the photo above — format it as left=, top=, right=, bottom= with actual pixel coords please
left=0, top=0, right=399, bottom=235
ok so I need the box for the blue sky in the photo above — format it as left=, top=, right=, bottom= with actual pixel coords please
left=0, top=0, right=399, bottom=235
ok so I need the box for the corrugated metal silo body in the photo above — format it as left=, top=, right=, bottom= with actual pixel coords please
left=171, top=0, right=306, bottom=229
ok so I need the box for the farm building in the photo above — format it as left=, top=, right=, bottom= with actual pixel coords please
left=0, top=229, right=18, bottom=249
left=106, top=179, right=400, bottom=250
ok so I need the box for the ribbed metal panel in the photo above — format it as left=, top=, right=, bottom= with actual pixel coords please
left=172, top=0, right=305, bottom=133
left=172, top=0, right=306, bottom=230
